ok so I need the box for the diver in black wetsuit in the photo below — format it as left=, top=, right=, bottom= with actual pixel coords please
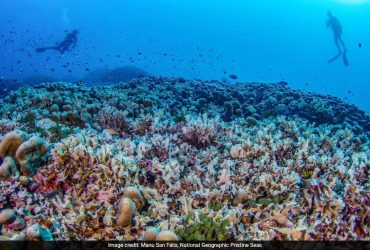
left=36, top=29, right=78, bottom=54
left=326, top=11, right=346, bottom=54
left=326, top=11, right=348, bottom=66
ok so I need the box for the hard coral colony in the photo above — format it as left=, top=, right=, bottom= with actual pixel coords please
left=0, top=77, right=369, bottom=241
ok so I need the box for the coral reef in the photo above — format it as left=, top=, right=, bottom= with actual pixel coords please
left=0, top=75, right=58, bottom=99
left=83, top=66, right=151, bottom=86
left=22, top=75, right=59, bottom=87
left=0, top=79, right=23, bottom=98
left=0, top=76, right=369, bottom=241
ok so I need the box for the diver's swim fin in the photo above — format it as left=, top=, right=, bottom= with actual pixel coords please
left=342, top=51, right=349, bottom=66
left=36, top=47, right=47, bottom=53
left=328, top=53, right=341, bottom=63
left=35, top=47, right=57, bottom=53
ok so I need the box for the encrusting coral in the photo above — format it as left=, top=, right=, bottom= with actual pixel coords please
left=0, top=76, right=369, bottom=241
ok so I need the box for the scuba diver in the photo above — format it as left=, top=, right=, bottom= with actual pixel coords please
left=36, top=29, right=78, bottom=54
left=326, top=11, right=348, bottom=66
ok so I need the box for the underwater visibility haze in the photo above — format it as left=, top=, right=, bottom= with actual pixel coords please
left=0, top=0, right=369, bottom=242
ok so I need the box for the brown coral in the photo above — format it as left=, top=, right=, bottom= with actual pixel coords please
left=0, top=130, right=29, bottom=159
left=15, top=136, right=48, bottom=176
left=116, top=197, right=136, bottom=227
left=0, top=156, right=19, bottom=179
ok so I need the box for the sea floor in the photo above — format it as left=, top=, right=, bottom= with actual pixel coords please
left=0, top=77, right=369, bottom=240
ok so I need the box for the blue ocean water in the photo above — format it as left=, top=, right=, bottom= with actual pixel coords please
left=0, top=0, right=369, bottom=113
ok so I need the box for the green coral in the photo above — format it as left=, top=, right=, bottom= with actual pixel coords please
left=257, top=194, right=287, bottom=206
left=174, top=112, right=186, bottom=123
left=177, top=213, right=230, bottom=241
left=209, top=200, right=223, bottom=211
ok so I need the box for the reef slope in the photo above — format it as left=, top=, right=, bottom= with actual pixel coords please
left=0, top=77, right=369, bottom=240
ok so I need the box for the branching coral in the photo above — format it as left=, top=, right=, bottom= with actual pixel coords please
left=180, top=114, right=220, bottom=149
left=96, top=106, right=130, bottom=134
left=0, top=119, right=19, bottom=135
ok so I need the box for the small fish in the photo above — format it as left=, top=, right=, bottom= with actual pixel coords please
left=85, top=68, right=91, bottom=71
left=229, top=74, right=237, bottom=80
left=358, top=42, right=362, bottom=48
left=51, top=68, right=55, bottom=72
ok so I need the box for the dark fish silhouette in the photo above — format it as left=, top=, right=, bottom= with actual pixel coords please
left=358, top=42, right=362, bottom=48
left=229, top=74, right=237, bottom=80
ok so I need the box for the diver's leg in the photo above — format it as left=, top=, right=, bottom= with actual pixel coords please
left=334, top=36, right=342, bottom=54
left=339, top=37, right=347, bottom=52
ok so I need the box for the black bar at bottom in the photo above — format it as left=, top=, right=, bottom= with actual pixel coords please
left=0, top=241, right=368, bottom=250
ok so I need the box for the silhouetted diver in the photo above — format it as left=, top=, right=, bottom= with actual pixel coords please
left=326, top=12, right=348, bottom=66
left=36, top=29, right=78, bottom=54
